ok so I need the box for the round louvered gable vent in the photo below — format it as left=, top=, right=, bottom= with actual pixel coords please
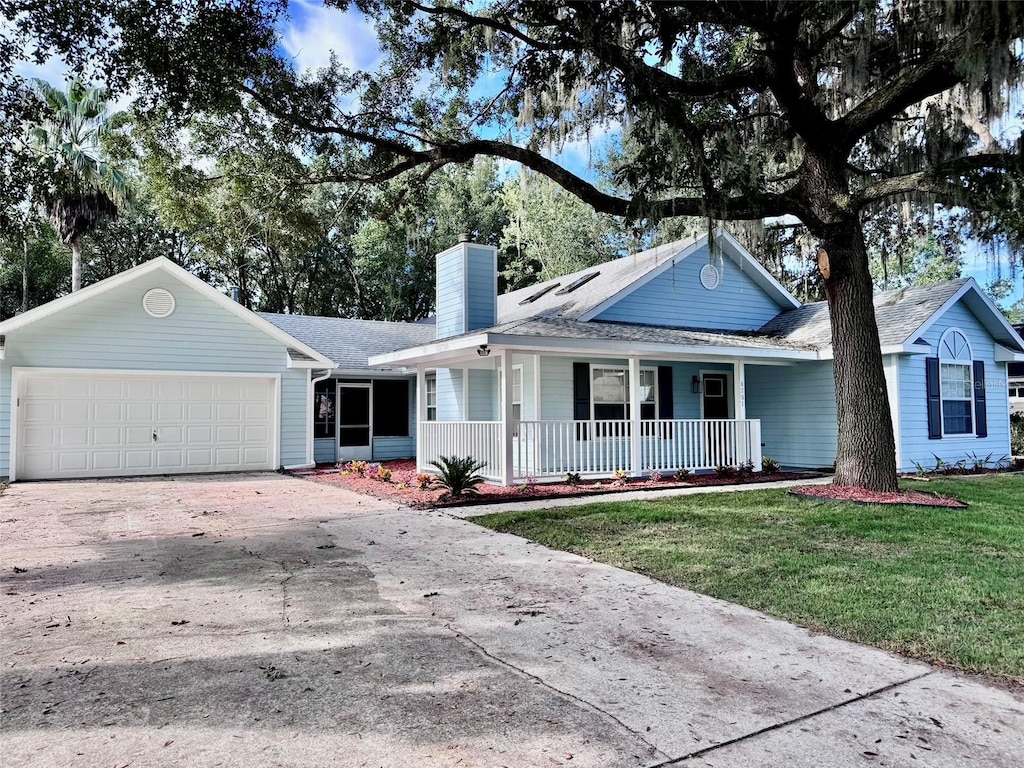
left=699, top=264, right=720, bottom=290
left=142, top=288, right=176, bottom=318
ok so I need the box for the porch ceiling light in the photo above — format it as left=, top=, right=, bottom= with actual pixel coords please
left=477, top=344, right=491, bottom=357
left=692, top=375, right=702, bottom=394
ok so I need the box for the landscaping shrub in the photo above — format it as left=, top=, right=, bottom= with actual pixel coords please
left=761, top=456, right=781, bottom=474
left=428, top=455, right=487, bottom=498
left=673, top=467, right=691, bottom=481
left=715, top=464, right=737, bottom=479
left=565, top=472, right=582, bottom=486
left=1012, top=413, right=1024, bottom=456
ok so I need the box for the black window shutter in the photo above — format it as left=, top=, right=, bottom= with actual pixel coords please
left=925, top=357, right=941, bottom=440
left=657, top=366, right=673, bottom=419
left=973, top=360, right=987, bottom=438
left=572, top=362, right=590, bottom=440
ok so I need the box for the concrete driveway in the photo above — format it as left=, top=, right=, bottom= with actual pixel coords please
left=1, top=474, right=1021, bottom=767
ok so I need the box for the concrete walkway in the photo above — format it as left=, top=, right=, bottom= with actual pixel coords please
left=1, top=474, right=1021, bottom=767
left=449, top=474, right=834, bottom=517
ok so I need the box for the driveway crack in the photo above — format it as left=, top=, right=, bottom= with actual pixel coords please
left=647, top=670, right=936, bottom=766
left=446, top=624, right=670, bottom=761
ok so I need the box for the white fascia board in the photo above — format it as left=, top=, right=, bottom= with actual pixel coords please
left=907, top=279, right=1024, bottom=353
left=287, top=358, right=337, bottom=369
left=995, top=344, right=1024, bottom=362
left=483, top=332, right=817, bottom=362
left=817, top=342, right=932, bottom=361
left=368, top=332, right=491, bottom=366
left=715, top=229, right=803, bottom=309
left=0, top=258, right=167, bottom=334
left=369, top=330, right=816, bottom=366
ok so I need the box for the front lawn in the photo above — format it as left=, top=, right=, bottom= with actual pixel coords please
left=475, top=474, right=1024, bottom=682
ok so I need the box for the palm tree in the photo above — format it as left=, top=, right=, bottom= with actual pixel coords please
left=29, top=78, right=130, bottom=292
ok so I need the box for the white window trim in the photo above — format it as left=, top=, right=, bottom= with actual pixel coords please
left=938, top=328, right=976, bottom=438
left=589, top=363, right=658, bottom=420
left=425, top=374, right=437, bottom=422
left=511, top=364, right=524, bottom=418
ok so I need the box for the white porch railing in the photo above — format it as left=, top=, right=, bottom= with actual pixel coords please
left=420, top=418, right=761, bottom=483
left=418, top=421, right=503, bottom=482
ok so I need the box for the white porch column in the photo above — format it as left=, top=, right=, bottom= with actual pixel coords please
left=734, top=360, right=751, bottom=469
left=500, top=349, right=515, bottom=485
left=629, top=356, right=642, bottom=477
left=734, top=360, right=746, bottom=419
left=416, top=365, right=427, bottom=473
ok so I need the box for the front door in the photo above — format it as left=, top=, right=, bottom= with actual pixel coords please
left=338, top=383, right=372, bottom=461
left=702, top=374, right=730, bottom=418
left=702, top=373, right=732, bottom=465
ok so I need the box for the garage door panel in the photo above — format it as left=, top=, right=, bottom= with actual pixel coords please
left=17, top=373, right=276, bottom=480
left=125, top=451, right=154, bottom=469
left=93, top=379, right=124, bottom=399
left=92, top=426, right=123, bottom=446
left=94, top=401, right=123, bottom=421
left=188, top=403, right=213, bottom=420
left=59, top=427, right=90, bottom=447
left=57, top=452, right=89, bottom=472
left=92, top=452, right=123, bottom=471
left=157, top=402, right=185, bottom=421
left=24, top=401, right=58, bottom=423
left=126, top=402, right=154, bottom=421
left=125, top=380, right=156, bottom=399
left=60, top=401, right=91, bottom=421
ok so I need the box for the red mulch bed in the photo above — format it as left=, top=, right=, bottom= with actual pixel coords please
left=291, top=458, right=808, bottom=508
left=789, top=484, right=968, bottom=509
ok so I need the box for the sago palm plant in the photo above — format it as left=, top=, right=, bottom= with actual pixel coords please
left=428, top=455, right=487, bottom=498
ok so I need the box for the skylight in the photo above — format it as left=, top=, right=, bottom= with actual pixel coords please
left=519, top=283, right=560, bottom=305
left=555, top=271, right=600, bottom=295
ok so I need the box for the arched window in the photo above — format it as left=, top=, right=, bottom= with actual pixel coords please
left=938, top=329, right=974, bottom=435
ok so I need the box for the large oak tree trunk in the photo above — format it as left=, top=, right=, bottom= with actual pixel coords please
left=819, top=220, right=899, bottom=491
left=71, top=237, right=83, bottom=292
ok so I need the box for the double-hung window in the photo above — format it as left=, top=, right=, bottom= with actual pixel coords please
left=939, top=330, right=973, bottom=436
left=590, top=366, right=657, bottom=420
left=425, top=375, right=437, bottom=421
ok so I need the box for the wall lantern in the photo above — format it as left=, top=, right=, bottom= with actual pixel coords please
left=691, top=375, right=702, bottom=394
left=477, top=344, right=491, bottom=357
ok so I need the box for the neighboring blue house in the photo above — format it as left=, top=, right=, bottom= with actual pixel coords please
left=371, top=230, right=1024, bottom=483
left=1, top=230, right=1021, bottom=482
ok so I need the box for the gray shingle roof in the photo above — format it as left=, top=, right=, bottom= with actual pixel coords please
left=497, top=234, right=707, bottom=323
left=759, top=279, right=970, bottom=348
left=427, top=315, right=815, bottom=353
left=259, top=314, right=436, bottom=371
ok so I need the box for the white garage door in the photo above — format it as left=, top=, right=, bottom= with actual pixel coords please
left=16, top=371, right=277, bottom=480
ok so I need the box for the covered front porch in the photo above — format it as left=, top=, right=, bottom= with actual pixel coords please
left=419, top=413, right=762, bottom=484
left=370, top=325, right=823, bottom=486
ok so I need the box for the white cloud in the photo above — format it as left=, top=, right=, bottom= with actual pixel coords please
left=281, top=0, right=382, bottom=74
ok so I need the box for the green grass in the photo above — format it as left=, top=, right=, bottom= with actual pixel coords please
left=475, top=474, right=1024, bottom=682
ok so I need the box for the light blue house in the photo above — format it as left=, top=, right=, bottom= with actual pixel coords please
left=0, top=258, right=425, bottom=481
left=2, top=230, right=1021, bottom=483
left=371, top=230, right=1024, bottom=483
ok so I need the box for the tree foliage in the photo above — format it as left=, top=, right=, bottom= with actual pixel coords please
left=5, top=0, right=1024, bottom=491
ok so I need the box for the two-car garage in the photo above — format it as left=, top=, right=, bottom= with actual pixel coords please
left=0, top=257, right=334, bottom=482
left=14, top=371, right=278, bottom=480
